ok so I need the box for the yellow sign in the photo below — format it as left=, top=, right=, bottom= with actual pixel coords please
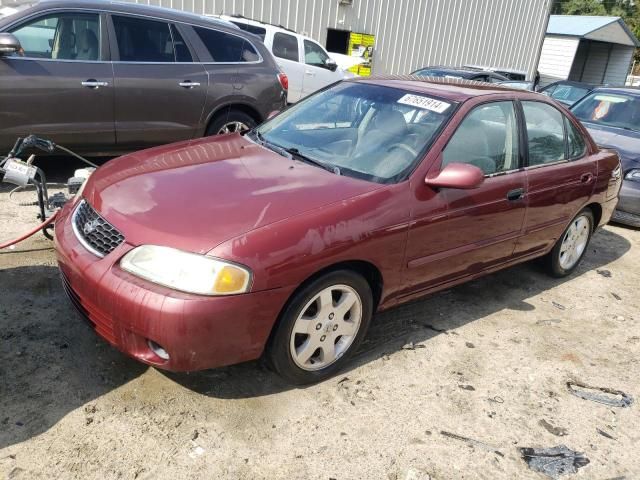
left=348, top=32, right=375, bottom=76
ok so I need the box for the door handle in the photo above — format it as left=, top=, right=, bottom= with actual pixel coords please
left=580, top=173, right=594, bottom=184
left=81, top=79, right=109, bottom=89
left=179, top=81, right=200, bottom=89
left=506, top=188, right=525, bottom=201
left=304, top=70, right=315, bottom=76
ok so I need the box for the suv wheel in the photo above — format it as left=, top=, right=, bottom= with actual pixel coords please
left=206, top=109, right=256, bottom=136
left=268, top=270, right=373, bottom=384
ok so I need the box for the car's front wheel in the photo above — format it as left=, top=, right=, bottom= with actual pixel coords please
left=546, top=208, right=594, bottom=277
left=268, top=270, right=373, bottom=384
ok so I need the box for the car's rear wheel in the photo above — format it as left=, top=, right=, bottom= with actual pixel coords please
left=268, top=270, right=373, bottom=384
left=206, top=109, right=257, bottom=136
left=546, top=208, right=594, bottom=277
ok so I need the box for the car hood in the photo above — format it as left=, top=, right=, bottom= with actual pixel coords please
left=583, top=122, right=640, bottom=170
left=84, top=134, right=381, bottom=254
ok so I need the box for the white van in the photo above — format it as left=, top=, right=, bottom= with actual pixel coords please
left=217, top=15, right=350, bottom=103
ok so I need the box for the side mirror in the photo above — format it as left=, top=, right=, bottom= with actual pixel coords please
left=325, top=59, right=338, bottom=72
left=424, top=162, right=484, bottom=189
left=0, top=33, right=21, bottom=57
left=267, top=110, right=280, bottom=120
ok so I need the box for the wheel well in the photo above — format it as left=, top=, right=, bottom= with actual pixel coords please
left=585, top=203, right=603, bottom=228
left=207, top=103, right=263, bottom=129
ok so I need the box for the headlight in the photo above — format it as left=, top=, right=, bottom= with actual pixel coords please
left=625, top=169, right=640, bottom=181
left=120, top=245, right=252, bottom=295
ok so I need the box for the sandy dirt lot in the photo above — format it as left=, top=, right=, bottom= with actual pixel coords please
left=1, top=170, right=639, bottom=480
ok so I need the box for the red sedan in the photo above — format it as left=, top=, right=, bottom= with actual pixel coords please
left=55, top=77, right=622, bottom=384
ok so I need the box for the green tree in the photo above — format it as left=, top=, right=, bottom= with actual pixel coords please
left=551, top=0, right=640, bottom=73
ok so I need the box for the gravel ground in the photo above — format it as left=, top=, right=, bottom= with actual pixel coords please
left=1, top=163, right=639, bottom=480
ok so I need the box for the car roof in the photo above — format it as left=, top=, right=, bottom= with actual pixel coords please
left=412, top=66, right=506, bottom=79
left=219, top=14, right=297, bottom=34
left=5, top=0, right=239, bottom=30
left=546, top=80, right=596, bottom=88
left=351, top=75, right=542, bottom=102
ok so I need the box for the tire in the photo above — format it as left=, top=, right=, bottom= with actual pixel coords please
left=268, top=270, right=373, bottom=385
left=545, top=208, right=594, bottom=278
left=205, top=109, right=257, bottom=136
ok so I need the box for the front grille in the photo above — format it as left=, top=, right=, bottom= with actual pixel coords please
left=72, top=199, right=124, bottom=257
left=60, top=271, right=116, bottom=344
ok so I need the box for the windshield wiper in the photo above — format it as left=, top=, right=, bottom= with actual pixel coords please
left=251, top=130, right=292, bottom=159
left=285, top=147, right=340, bottom=174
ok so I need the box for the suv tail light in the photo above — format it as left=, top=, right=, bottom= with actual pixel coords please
left=277, top=72, right=288, bottom=91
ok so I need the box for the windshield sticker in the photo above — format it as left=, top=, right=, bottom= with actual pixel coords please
left=398, top=94, right=451, bottom=113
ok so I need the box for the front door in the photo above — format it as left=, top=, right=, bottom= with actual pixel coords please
left=301, top=39, right=340, bottom=98
left=0, top=11, right=114, bottom=151
left=404, top=101, right=527, bottom=293
left=109, top=15, right=208, bottom=149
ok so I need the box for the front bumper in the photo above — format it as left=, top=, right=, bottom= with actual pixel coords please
left=614, top=180, right=640, bottom=227
left=54, top=201, right=292, bottom=372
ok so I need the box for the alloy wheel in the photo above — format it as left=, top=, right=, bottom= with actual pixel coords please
left=559, top=214, right=591, bottom=270
left=289, top=284, right=363, bottom=371
left=217, top=121, right=250, bottom=135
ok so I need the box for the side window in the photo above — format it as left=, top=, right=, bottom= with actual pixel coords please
left=170, top=24, right=192, bottom=62
left=565, top=117, right=587, bottom=159
left=522, top=101, right=566, bottom=166
left=193, top=27, right=258, bottom=62
left=273, top=32, right=299, bottom=62
left=443, top=101, right=520, bottom=175
left=10, top=13, right=100, bottom=61
left=112, top=15, right=173, bottom=62
left=304, top=39, right=330, bottom=67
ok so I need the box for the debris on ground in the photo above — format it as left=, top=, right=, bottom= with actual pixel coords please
left=567, top=382, right=634, bottom=408
left=538, top=419, right=568, bottom=437
left=440, top=430, right=504, bottom=457
left=536, top=319, right=562, bottom=326
left=596, top=428, right=616, bottom=440
left=401, top=341, right=426, bottom=350
left=611, top=292, right=622, bottom=301
left=458, top=385, right=475, bottom=391
left=465, top=342, right=475, bottom=348
left=488, top=396, right=504, bottom=404
left=552, top=301, right=566, bottom=311
left=597, top=269, right=612, bottom=278
left=519, top=445, right=589, bottom=479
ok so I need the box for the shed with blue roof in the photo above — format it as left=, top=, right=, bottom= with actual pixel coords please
left=538, top=15, right=639, bottom=86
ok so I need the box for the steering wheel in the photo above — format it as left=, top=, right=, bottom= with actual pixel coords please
left=387, top=143, right=418, bottom=157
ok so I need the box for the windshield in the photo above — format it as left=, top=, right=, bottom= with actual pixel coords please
left=545, top=84, right=590, bottom=104
left=413, top=68, right=464, bottom=80
left=255, top=82, right=456, bottom=183
left=572, top=91, right=640, bottom=131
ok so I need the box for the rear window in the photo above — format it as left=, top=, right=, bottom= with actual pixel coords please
left=194, top=27, right=259, bottom=62
left=113, top=15, right=173, bottom=62
left=272, top=32, right=298, bottom=62
left=230, top=21, right=266, bottom=41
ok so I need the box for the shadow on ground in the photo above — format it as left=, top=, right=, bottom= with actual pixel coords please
left=0, top=227, right=631, bottom=449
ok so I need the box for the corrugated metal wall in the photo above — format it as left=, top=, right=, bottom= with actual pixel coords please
left=122, top=0, right=552, bottom=80
left=539, top=35, right=580, bottom=85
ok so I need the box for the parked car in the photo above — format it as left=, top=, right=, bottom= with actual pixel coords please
left=539, top=80, right=596, bottom=107
left=217, top=14, right=348, bottom=103
left=497, top=80, right=535, bottom=91
left=55, top=77, right=621, bottom=384
left=0, top=0, right=287, bottom=155
left=571, top=88, right=640, bottom=227
left=412, top=66, right=509, bottom=83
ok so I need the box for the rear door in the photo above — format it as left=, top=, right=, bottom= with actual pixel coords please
left=270, top=31, right=303, bottom=103
left=514, top=101, right=596, bottom=255
left=109, top=14, right=208, bottom=148
left=0, top=10, right=114, bottom=151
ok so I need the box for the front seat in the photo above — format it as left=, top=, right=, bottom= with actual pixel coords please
left=76, top=29, right=99, bottom=61
left=442, top=118, right=495, bottom=174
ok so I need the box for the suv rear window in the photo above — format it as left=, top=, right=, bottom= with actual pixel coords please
left=194, top=27, right=259, bottom=62
left=273, top=32, right=298, bottom=62
left=230, top=21, right=266, bottom=41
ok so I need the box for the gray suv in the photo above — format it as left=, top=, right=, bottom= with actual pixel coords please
left=0, top=0, right=287, bottom=155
